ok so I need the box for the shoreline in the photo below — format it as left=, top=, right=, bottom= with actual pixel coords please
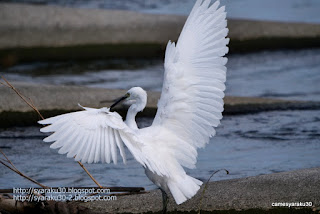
left=1, top=3, right=320, bottom=64
left=1, top=82, right=320, bottom=128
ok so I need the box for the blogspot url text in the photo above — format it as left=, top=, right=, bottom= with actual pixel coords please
left=12, top=187, right=117, bottom=202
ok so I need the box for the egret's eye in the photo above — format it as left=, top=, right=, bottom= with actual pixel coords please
left=125, top=93, right=130, bottom=98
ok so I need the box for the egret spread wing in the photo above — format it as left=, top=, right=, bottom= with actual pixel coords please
left=152, top=0, right=229, bottom=166
left=39, top=106, right=143, bottom=164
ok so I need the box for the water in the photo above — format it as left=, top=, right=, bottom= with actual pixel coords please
left=0, top=110, right=319, bottom=189
left=3, top=0, right=320, bottom=23
left=3, top=49, right=320, bottom=101
left=0, top=48, right=319, bottom=189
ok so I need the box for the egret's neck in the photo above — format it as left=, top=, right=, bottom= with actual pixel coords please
left=125, top=107, right=138, bottom=130
left=125, top=99, right=146, bottom=130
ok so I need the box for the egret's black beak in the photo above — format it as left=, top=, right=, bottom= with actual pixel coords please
left=110, top=94, right=129, bottom=111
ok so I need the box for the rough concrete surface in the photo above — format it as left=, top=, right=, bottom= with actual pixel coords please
left=0, top=3, right=320, bottom=52
left=1, top=82, right=320, bottom=127
left=0, top=168, right=318, bottom=213
left=0, top=81, right=318, bottom=113
left=0, top=3, right=185, bottom=49
left=80, top=167, right=320, bottom=213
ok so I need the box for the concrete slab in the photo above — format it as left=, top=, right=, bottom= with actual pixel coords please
left=1, top=168, right=318, bottom=213
left=1, top=3, right=320, bottom=63
left=1, top=82, right=320, bottom=127
left=1, top=3, right=320, bottom=48
left=81, top=167, right=320, bottom=213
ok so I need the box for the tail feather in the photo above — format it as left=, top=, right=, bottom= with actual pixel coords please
left=167, top=175, right=203, bottom=204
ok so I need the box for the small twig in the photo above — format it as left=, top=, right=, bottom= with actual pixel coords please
left=0, top=152, right=49, bottom=189
left=198, top=169, right=229, bottom=214
left=0, top=157, right=10, bottom=163
left=1, top=76, right=44, bottom=120
left=108, top=191, right=148, bottom=197
left=0, top=80, right=10, bottom=88
left=67, top=160, right=102, bottom=200
left=0, top=76, right=103, bottom=189
left=3, top=193, right=13, bottom=199
left=77, top=161, right=102, bottom=188
left=0, top=149, right=18, bottom=171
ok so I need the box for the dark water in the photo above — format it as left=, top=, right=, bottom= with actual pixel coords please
left=3, top=0, right=320, bottom=23
left=3, top=49, right=320, bottom=101
left=1, top=48, right=320, bottom=189
left=0, top=110, right=319, bottom=189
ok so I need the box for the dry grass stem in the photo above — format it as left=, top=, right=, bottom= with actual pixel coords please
left=198, top=169, right=229, bottom=214
left=77, top=160, right=102, bottom=188
left=0, top=149, right=49, bottom=189
left=0, top=76, right=102, bottom=189
left=1, top=76, right=44, bottom=120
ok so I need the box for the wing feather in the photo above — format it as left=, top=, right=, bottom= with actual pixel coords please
left=74, top=130, right=90, bottom=161
left=39, top=106, right=141, bottom=165
left=104, top=128, right=111, bottom=163
left=152, top=0, right=229, bottom=169
left=100, top=127, right=106, bottom=163
left=109, top=127, right=117, bottom=164
left=82, top=130, right=94, bottom=163
left=58, top=128, right=78, bottom=155
left=114, top=130, right=127, bottom=164
left=48, top=126, right=73, bottom=149
left=67, top=130, right=84, bottom=158
left=94, top=128, right=101, bottom=163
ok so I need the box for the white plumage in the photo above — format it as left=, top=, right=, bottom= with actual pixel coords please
left=39, top=0, right=228, bottom=205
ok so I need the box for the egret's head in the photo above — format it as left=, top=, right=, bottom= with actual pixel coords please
left=127, top=87, right=147, bottom=102
left=110, top=87, right=147, bottom=111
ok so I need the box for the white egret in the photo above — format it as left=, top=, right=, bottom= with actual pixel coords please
left=39, top=0, right=229, bottom=210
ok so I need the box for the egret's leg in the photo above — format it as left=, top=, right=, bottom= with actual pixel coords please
left=161, top=189, right=168, bottom=214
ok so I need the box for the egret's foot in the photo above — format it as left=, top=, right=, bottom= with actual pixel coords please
left=161, top=189, right=168, bottom=214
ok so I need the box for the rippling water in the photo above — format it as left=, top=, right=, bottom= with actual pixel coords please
left=3, top=49, right=320, bottom=101
left=0, top=110, right=319, bottom=189
left=1, top=48, right=319, bottom=189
